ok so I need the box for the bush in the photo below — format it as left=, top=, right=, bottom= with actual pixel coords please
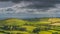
left=32, top=27, right=40, bottom=33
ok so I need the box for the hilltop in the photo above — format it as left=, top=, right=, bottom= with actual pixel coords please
left=0, top=18, right=60, bottom=26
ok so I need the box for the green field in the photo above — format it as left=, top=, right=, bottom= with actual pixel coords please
left=0, top=18, right=60, bottom=34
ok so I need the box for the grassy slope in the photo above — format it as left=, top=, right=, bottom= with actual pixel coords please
left=0, top=18, right=60, bottom=34
left=0, top=18, right=60, bottom=25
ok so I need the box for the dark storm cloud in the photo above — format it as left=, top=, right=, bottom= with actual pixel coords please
left=0, top=0, right=60, bottom=3
left=0, top=0, right=60, bottom=9
left=0, top=0, right=22, bottom=3
left=26, top=0, right=60, bottom=9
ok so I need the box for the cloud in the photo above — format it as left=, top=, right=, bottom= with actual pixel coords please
left=0, top=0, right=60, bottom=9
left=0, top=2, right=60, bottom=15
left=0, top=2, right=14, bottom=8
left=0, top=1, right=60, bottom=18
left=0, top=1, right=33, bottom=14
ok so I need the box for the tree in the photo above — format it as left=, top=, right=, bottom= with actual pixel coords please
left=32, top=27, right=40, bottom=34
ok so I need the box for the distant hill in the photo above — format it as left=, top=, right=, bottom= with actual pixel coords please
left=0, top=18, right=26, bottom=26
left=0, top=18, right=60, bottom=26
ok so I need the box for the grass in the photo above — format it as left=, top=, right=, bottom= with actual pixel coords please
left=39, top=31, right=52, bottom=34
left=0, top=18, right=60, bottom=34
left=21, top=26, right=36, bottom=32
left=5, top=31, right=29, bottom=34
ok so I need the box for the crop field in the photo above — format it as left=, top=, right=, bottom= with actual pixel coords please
left=0, top=18, right=60, bottom=34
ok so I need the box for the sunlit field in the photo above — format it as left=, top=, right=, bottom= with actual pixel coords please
left=0, top=18, right=60, bottom=34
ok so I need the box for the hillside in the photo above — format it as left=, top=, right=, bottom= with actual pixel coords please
left=0, top=18, right=27, bottom=26
left=0, top=18, right=60, bottom=26
left=0, top=18, right=60, bottom=34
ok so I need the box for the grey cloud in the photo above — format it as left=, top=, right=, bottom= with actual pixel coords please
left=0, top=0, right=60, bottom=18
left=0, top=0, right=21, bottom=3
left=25, top=0, right=60, bottom=9
left=0, top=0, right=60, bottom=9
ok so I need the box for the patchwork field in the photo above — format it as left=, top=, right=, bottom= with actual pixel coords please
left=0, top=18, right=60, bottom=34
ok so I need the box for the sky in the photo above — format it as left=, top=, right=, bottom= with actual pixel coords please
left=0, top=0, right=60, bottom=19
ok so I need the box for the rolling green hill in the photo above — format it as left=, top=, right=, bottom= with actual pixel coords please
left=0, top=18, right=27, bottom=26
left=0, top=18, right=60, bottom=34
left=0, top=18, right=60, bottom=26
